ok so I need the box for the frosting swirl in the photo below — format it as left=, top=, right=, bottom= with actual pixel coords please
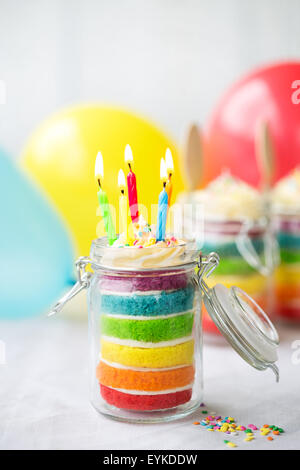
left=272, top=168, right=300, bottom=215
left=177, top=171, right=263, bottom=221
left=91, top=216, right=199, bottom=270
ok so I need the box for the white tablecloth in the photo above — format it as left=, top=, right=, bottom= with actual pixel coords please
left=1, top=315, right=300, bottom=450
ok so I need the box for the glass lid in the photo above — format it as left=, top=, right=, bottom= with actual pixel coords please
left=199, top=254, right=279, bottom=381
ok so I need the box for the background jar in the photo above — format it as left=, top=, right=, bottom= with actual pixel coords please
left=192, top=216, right=275, bottom=335
left=273, top=213, right=300, bottom=321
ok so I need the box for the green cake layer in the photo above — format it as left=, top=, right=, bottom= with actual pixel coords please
left=100, top=312, right=194, bottom=342
left=215, top=257, right=256, bottom=275
left=280, top=249, right=300, bottom=264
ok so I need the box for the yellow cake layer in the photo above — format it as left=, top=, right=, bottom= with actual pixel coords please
left=100, top=338, right=194, bottom=368
left=275, top=264, right=300, bottom=285
left=206, top=272, right=267, bottom=295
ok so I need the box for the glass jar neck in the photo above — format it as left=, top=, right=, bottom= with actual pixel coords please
left=90, top=236, right=200, bottom=272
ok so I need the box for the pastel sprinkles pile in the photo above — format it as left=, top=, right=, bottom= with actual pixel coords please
left=193, top=405, right=284, bottom=448
left=97, top=267, right=196, bottom=410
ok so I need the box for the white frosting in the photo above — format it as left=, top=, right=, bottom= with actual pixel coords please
left=102, top=310, right=193, bottom=320
left=100, top=242, right=190, bottom=269
left=177, top=171, right=263, bottom=221
left=100, top=288, right=176, bottom=296
left=105, top=384, right=193, bottom=395
left=102, top=335, right=193, bottom=349
left=92, top=213, right=199, bottom=269
left=272, top=168, right=300, bottom=214
left=100, top=357, right=193, bottom=372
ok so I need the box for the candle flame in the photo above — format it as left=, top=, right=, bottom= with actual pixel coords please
left=95, top=152, right=104, bottom=179
left=160, top=158, right=167, bottom=183
left=125, top=144, right=134, bottom=164
left=118, top=169, right=126, bottom=189
left=165, top=148, right=174, bottom=174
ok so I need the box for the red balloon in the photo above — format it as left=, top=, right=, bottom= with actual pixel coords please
left=205, top=61, right=300, bottom=187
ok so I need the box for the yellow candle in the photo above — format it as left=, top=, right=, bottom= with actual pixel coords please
left=165, top=148, right=174, bottom=206
left=118, top=169, right=129, bottom=244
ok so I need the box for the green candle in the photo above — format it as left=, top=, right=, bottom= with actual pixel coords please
left=95, top=152, right=116, bottom=245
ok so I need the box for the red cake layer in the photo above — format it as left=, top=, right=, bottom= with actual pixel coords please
left=100, top=384, right=192, bottom=411
left=275, top=305, right=300, bottom=320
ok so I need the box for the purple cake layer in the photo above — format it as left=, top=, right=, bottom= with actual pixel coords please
left=204, top=220, right=266, bottom=237
left=277, top=219, right=300, bottom=233
left=98, top=270, right=190, bottom=292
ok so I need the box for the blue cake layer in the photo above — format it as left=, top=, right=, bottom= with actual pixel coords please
left=100, top=286, right=195, bottom=316
left=200, top=238, right=264, bottom=258
left=277, top=232, right=300, bottom=250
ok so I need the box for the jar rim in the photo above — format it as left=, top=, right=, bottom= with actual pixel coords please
left=90, top=236, right=200, bottom=272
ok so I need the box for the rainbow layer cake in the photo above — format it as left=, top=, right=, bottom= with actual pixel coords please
left=272, top=168, right=300, bottom=319
left=96, top=221, right=196, bottom=411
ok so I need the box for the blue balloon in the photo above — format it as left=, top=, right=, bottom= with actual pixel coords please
left=0, top=149, right=74, bottom=319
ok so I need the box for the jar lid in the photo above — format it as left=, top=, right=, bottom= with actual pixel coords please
left=200, top=256, right=279, bottom=380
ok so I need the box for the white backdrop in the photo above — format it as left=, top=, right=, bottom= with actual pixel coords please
left=0, top=0, right=300, bottom=157
left=1, top=317, right=300, bottom=450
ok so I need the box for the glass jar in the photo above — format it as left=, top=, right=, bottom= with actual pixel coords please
left=274, top=213, right=300, bottom=321
left=50, top=237, right=279, bottom=423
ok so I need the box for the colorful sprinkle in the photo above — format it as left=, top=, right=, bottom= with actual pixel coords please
left=192, top=408, right=284, bottom=448
left=226, top=442, right=237, bottom=448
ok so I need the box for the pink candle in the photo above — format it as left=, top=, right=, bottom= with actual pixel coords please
left=125, top=144, right=139, bottom=223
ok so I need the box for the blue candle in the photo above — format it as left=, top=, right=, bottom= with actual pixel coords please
left=156, top=158, right=169, bottom=241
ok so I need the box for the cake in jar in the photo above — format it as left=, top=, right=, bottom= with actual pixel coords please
left=272, top=168, right=300, bottom=320
left=177, top=172, right=271, bottom=334
left=95, top=219, right=197, bottom=411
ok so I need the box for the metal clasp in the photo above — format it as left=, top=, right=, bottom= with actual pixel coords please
left=48, top=256, right=92, bottom=317
left=197, top=252, right=220, bottom=296
left=236, top=216, right=279, bottom=277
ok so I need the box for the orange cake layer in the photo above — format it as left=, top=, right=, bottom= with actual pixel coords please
left=275, top=283, right=300, bottom=301
left=97, top=361, right=195, bottom=392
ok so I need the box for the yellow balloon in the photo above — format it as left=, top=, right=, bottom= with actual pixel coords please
left=21, top=106, right=184, bottom=256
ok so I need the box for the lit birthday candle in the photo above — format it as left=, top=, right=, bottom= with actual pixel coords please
left=156, top=158, right=169, bottom=242
left=118, top=169, right=129, bottom=244
left=125, top=144, right=139, bottom=223
left=165, top=148, right=174, bottom=206
left=95, top=152, right=116, bottom=245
